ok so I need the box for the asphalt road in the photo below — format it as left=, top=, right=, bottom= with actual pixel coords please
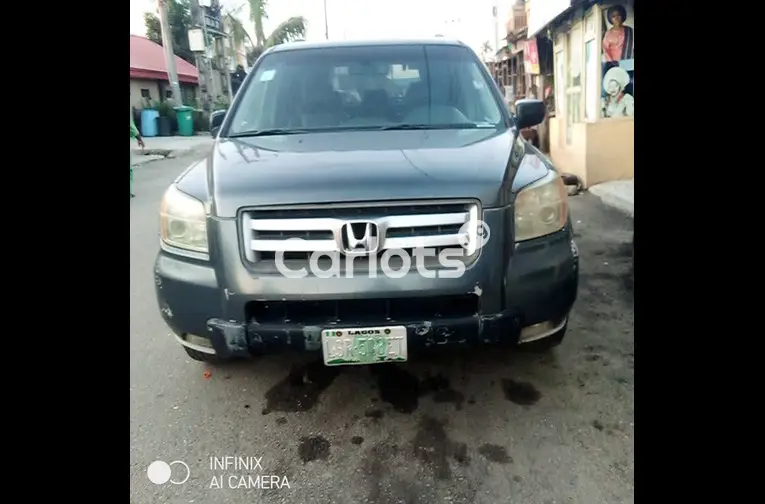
left=130, top=153, right=634, bottom=504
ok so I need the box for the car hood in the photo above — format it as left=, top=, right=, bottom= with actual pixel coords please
left=206, top=129, right=520, bottom=218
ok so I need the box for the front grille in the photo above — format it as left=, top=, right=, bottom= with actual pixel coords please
left=246, top=294, right=480, bottom=325
left=241, top=200, right=482, bottom=273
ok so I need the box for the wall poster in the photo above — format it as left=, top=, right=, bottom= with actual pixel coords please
left=601, top=3, right=634, bottom=118
left=524, top=39, right=540, bottom=75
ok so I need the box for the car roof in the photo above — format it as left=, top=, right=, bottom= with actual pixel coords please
left=266, top=38, right=469, bottom=54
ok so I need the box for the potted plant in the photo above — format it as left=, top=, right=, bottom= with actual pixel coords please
left=156, top=100, right=174, bottom=137
left=192, top=109, right=210, bottom=133
left=213, top=96, right=230, bottom=111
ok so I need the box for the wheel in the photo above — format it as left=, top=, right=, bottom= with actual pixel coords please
left=518, top=323, right=567, bottom=353
left=182, top=345, right=226, bottom=364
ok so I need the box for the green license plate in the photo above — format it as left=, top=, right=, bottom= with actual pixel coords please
left=321, top=326, right=408, bottom=366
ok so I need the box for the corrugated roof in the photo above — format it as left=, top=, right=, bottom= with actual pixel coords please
left=130, top=35, right=199, bottom=84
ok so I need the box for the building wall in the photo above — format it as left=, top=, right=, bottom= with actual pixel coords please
left=130, top=79, right=160, bottom=109
left=547, top=0, right=635, bottom=187
left=586, top=118, right=633, bottom=186
left=131, top=78, right=200, bottom=108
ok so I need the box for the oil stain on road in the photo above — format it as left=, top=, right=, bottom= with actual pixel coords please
left=262, top=360, right=340, bottom=414
left=412, top=416, right=470, bottom=480
left=501, top=378, right=542, bottom=405
left=298, top=435, right=330, bottom=463
left=372, top=365, right=466, bottom=413
left=478, top=444, right=512, bottom=464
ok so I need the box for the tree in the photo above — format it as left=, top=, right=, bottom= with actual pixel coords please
left=144, top=0, right=195, bottom=64
left=245, top=0, right=307, bottom=66
left=224, top=9, right=251, bottom=93
left=481, top=41, right=493, bottom=62
left=224, top=6, right=254, bottom=63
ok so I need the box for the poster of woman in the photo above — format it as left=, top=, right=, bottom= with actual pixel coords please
left=601, top=3, right=635, bottom=117
left=602, top=67, right=634, bottom=118
left=602, top=4, right=634, bottom=62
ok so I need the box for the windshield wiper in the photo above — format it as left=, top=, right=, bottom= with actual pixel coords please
left=228, top=128, right=310, bottom=138
left=380, top=123, right=495, bottom=131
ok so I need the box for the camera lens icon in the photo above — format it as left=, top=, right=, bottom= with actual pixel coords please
left=457, top=220, right=491, bottom=250
left=147, top=460, right=190, bottom=485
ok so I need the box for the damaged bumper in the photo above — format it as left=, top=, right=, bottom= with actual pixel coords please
left=154, top=226, right=578, bottom=359
left=202, top=313, right=522, bottom=359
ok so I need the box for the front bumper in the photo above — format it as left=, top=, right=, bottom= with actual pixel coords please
left=154, top=224, right=578, bottom=359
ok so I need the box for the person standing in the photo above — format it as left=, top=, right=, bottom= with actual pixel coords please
left=231, top=65, right=247, bottom=95
left=130, top=114, right=145, bottom=198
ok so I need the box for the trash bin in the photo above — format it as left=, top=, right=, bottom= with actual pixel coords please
left=174, top=106, right=194, bottom=137
left=141, top=109, right=159, bottom=137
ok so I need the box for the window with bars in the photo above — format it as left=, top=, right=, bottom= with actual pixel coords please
left=506, top=56, right=527, bottom=100
left=565, top=27, right=582, bottom=144
left=555, top=49, right=564, bottom=118
left=584, top=9, right=600, bottom=121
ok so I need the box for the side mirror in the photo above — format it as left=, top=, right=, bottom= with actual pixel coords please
left=210, top=109, right=227, bottom=137
left=514, top=99, right=546, bottom=129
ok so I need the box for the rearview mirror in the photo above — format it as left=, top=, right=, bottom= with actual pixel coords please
left=210, top=109, right=227, bottom=137
left=514, top=99, right=546, bottom=129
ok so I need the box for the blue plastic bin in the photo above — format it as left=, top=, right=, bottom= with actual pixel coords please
left=141, top=109, right=159, bottom=137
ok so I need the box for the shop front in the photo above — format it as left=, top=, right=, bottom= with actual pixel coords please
left=529, top=0, right=634, bottom=187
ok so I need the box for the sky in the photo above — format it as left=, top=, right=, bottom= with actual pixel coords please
left=129, top=0, right=520, bottom=57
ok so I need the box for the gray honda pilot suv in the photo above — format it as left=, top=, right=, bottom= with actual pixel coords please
left=154, top=39, right=578, bottom=365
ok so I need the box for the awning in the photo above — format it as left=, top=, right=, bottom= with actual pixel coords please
left=527, top=0, right=573, bottom=37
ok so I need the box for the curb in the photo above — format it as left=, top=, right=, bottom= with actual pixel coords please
left=588, top=184, right=634, bottom=217
left=133, top=148, right=173, bottom=157
left=131, top=144, right=212, bottom=159
left=131, top=147, right=202, bottom=157
left=131, top=154, right=166, bottom=168
left=131, top=144, right=212, bottom=169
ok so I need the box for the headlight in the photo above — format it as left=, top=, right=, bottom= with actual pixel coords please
left=514, top=167, right=568, bottom=242
left=160, top=185, right=208, bottom=254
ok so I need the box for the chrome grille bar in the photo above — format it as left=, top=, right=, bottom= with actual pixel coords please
left=242, top=200, right=481, bottom=264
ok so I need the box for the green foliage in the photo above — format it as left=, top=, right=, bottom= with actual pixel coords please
left=225, top=12, right=253, bottom=59
left=155, top=100, right=175, bottom=118
left=249, top=0, right=268, bottom=46
left=193, top=110, right=210, bottom=132
left=246, top=46, right=264, bottom=66
left=264, top=17, right=306, bottom=47
left=245, top=0, right=306, bottom=65
left=144, top=0, right=195, bottom=64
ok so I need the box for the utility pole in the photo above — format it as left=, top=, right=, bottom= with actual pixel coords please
left=493, top=2, right=500, bottom=59
left=190, top=0, right=215, bottom=103
left=323, top=0, right=329, bottom=39
left=158, top=0, right=183, bottom=104
left=225, top=35, right=234, bottom=101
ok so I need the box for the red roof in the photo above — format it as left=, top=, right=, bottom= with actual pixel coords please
left=130, top=35, right=199, bottom=84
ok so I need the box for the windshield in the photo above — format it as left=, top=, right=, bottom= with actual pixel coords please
left=225, top=44, right=505, bottom=136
